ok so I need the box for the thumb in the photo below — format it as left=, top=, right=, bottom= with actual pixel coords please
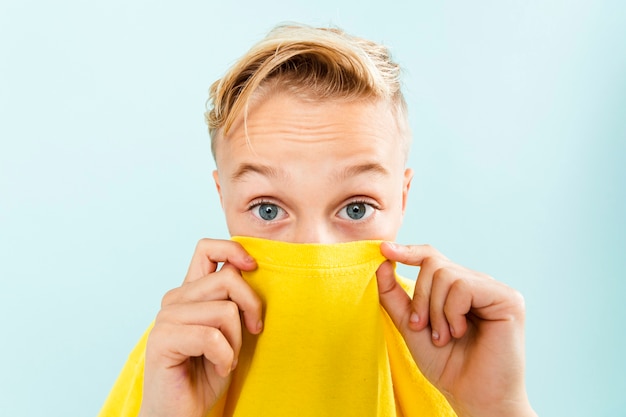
left=376, top=260, right=412, bottom=333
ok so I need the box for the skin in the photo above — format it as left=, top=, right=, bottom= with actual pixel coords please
left=139, top=91, right=537, bottom=417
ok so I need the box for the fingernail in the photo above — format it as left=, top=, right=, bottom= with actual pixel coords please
left=231, top=358, right=238, bottom=371
left=432, top=330, right=440, bottom=341
left=245, top=255, right=255, bottom=263
left=449, top=325, right=455, bottom=337
left=256, top=320, right=263, bottom=333
left=409, top=312, right=420, bottom=324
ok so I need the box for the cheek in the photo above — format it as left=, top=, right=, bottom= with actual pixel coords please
left=376, top=214, right=403, bottom=241
left=333, top=212, right=400, bottom=242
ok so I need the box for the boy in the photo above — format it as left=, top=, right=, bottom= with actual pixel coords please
left=100, top=24, right=536, bottom=417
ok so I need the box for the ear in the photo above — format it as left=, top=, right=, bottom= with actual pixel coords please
left=401, top=168, right=413, bottom=214
left=212, top=170, right=224, bottom=208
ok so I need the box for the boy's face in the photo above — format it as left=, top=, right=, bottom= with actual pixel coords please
left=213, top=92, right=413, bottom=244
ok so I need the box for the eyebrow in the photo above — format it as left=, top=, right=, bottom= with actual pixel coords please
left=231, top=163, right=283, bottom=182
left=230, top=161, right=389, bottom=182
left=337, top=162, right=390, bottom=180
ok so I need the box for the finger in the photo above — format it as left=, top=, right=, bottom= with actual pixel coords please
left=444, top=279, right=472, bottom=339
left=428, top=266, right=455, bottom=346
left=157, top=300, right=244, bottom=365
left=376, top=261, right=436, bottom=359
left=376, top=261, right=414, bottom=333
left=380, top=241, right=445, bottom=267
left=409, top=256, right=440, bottom=332
left=185, top=238, right=257, bottom=283
left=164, top=264, right=263, bottom=335
left=147, top=322, right=236, bottom=377
left=452, top=274, right=526, bottom=323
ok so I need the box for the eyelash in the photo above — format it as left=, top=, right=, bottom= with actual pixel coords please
left=339, top=198, right=380, bottom=221
left=247, top=198, right=380, bottom=217
left=348, top=199, right=380, bottom=210
left=247, top=198, right=275, bottom=211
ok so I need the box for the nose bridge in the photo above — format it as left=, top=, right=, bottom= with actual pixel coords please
left=293, top=215, right=335, bottom=244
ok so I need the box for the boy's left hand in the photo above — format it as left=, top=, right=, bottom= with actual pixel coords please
left=376, top=242, right=537, bottom=417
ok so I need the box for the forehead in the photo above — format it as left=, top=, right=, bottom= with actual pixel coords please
left=215, top=92, right=404, bottom=170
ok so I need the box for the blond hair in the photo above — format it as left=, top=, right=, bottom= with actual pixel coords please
left=206, top=23, right=410, bottom=159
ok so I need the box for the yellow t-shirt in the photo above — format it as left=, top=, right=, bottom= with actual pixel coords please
left=98, top=237, right=456, bottom=417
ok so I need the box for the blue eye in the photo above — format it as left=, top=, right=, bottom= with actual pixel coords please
left=340, top=202, right=374, bottom=220
left=255, top=203, right=281, bottom=221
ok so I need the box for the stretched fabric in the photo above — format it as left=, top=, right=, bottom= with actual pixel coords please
left=98, top=237, right=455, bottom=417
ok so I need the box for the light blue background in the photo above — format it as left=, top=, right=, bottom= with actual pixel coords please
left=1, top=1, right=624, bottom=416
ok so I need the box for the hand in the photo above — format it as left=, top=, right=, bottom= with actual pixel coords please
left=139, top=239, right=263, bottom=417
left=376, top=242, right=536, bottom=417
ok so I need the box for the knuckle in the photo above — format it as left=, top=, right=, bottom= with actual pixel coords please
left=224, top=300, right=241, bottom=319
left=220, top=262, right=239, bottom=274
left=195, top=238, right=207, bottom=251
left=449, top=276, right=469, bottom=292
left=421, top=243, right=435, bottom=252
left=422, top=244, right=444, bottom=259
left=431, top=264, right=452, bottom=282
left=195, top=237, right=214, bottom=251
left=213, top=270, right=240, bottom=294
left=509, top=289, right=526, bottom=313
left=379, top=276, right=398, bottom=296
left=420, top=256, right=439, bottom=272
left=203, top=327, right=218, bottom=343
left=160, top=287, right=180, bottom=307
left=431, top=265, right=444, bottom=280
left=196, top=237, right=213, bottom=248
left=154, top=306, right=174, bottom=326
left=204, top=326, right=226, bottom=347
left=145, top=324, right=169, bottom=354
left=443, top=279, right=467, bottom=309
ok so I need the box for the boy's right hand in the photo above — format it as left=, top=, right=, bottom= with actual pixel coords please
left=138, top=238, right=263, bottom=417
